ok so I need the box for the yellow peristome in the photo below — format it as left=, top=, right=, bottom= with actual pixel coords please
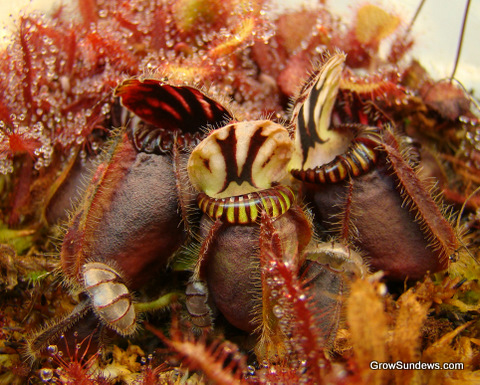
left=188, top=120, right=293, bottom=198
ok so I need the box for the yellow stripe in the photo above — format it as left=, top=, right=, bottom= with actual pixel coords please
left=337, top=163, right=348, bottom=180
left=317, top=169, right=326, bottom=183
left=365, top=145, right=377, bottom=163
left=200, top=197, right=209, bottom=213
left=347, top=156, right=361, bottom=176
left=215, top=201, right=224, bottom=219
left=207, top=201, right=215, bottom=218
left=270, top=197, right=279, bottom=217
left=278, top=193, right=286, bottom=213
left=238, top=198, right=248, bottom=224
left=227, top=201, right=235, bottom=223
left=250, top=203, right=259, bottom=222
left=355, top=143, right=375, bottom=171
left=328, top=170, right=338, bottom=183
left=260, top=197, right=270, bottom=216
left=279, top=190, right=292, bottom=213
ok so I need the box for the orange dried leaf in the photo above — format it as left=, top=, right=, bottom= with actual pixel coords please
left=391, top=289, right=430, bottom=362
left=355, top=5, right=400, bottom=46
left=346, top=278, right=388, bottom=385
left=390, top=289, right=430, bottom=384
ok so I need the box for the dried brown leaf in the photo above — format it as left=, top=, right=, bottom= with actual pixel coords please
left=346, top=277, right=388, bottom=385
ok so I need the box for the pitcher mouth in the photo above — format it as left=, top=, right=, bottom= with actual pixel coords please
left=197, top=185, right=295, bottom=225
left=290, top=134, right=379, bottom=184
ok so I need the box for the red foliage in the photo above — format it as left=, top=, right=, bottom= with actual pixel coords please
left=259, top=212, right=330, bottom=384
left=44, top=332, right=105, bottom=385
left=146, top=321, right=247, bottom=385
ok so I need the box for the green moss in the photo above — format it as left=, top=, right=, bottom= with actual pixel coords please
left=0, top=223, right=34, bottom=255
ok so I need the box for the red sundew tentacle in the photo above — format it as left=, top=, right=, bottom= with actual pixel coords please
left=0, top=99, right=13, bottom=128
left=64, top=31, right=78, bottom=76
left=19, top=18, right=35, bottom=117
left=85, top=31, right=139, bottom=73
left=259, top=211, right=329, bottom=383
left=78, top=0, right=99, bottom=26
left=146, top=322, right=247, bottom=385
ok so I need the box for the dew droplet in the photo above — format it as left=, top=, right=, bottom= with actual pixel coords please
left=40, top=367, right=53, bottom=382
left=246, top=365, right=256, bottom=375
left=273, top=304, right=284, bottom=318
left=75, top=136, right=84, bottom=145
left=46, top=345, right=58, bottom=355
left=101, top=103, right=110, bottom=115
